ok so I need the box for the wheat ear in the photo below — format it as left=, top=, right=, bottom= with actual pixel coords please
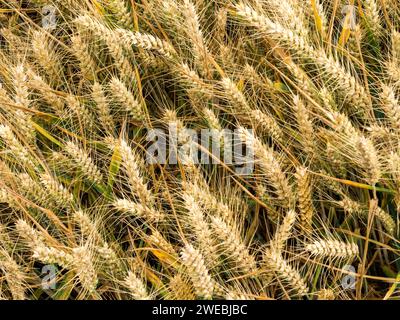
left=305, top=239, right=359, bottom=260
left=31, top=30, right=61, bottom=82
left=183, top=194, right=218, bottom=268
left=116, top=28, right=176, bottom=59
left=65, top=95, right=95, bottom=130
left=107, top=0, right=132, bottom=30
left=180, top=244, right=214, bottom=299
left=182, top=0, right=213, bottom=77
left=264, top=249, right=309, bottom=297
left=64, top=141, right=103, bottom=184
left=295, top=167, right=314, bottom=232
left=118, top=139, right=153, bottom=206
left=292, top=95, right=314, bottom=156
left=92, top=82, right=115, bottom=134
left=0, top=124, right=35, bottom=167
left=317, top=289, right=336, bottom=300
left=113, top=198, right=163, bottom=222
left=71, top=35, right=96, bottom=80
left=72, top=246, right=98, bottom=292
left=238, top=127, right=292, bottom=206
left=380, top=84, right=400, bottom=131
left=109, top=77, right=145, bottom=121
left=0, top=250, right=26, bottom=300
left=40, top=173, right=74, bottom=208
left=210, top=216, right=257, bottom=275
left=235, top=3, right=370, bottom=111
left=167, top=275, right=196, bottom=300
left=124, top=271, right=151, bottom=300
left=271, top=209, right=297, bottom=252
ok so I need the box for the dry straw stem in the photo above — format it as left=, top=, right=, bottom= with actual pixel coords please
left=180, top=244, right=215, bottom=299
left=305, top=239, right=359, bottom=261
left=264, top=249, right=309, bottom=297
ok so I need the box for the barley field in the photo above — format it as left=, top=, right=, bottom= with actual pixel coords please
left=0, top=0, right=399, bottom=300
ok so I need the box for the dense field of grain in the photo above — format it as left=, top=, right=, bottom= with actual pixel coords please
left=0, top=0, right=399, bottom=300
